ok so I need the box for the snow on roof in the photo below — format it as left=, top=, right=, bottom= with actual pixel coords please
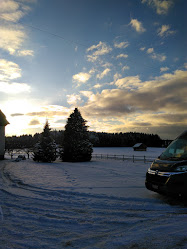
left=133, top=143, right=146, bottom=148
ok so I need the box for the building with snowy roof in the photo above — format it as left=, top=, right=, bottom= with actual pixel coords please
left=0, top=110, right=9, bottom=159
left=133, top=143, right=147, bottom=151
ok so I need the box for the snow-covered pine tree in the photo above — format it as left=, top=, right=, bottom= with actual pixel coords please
left=61, top=108, right=93, bottom=162
left=33, top=121, right=57, bottom=162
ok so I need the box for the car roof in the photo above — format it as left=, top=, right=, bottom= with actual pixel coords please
left=177, top=130, right=187, bottom=139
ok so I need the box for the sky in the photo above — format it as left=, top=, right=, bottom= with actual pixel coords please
left=0, top=0, right=186, bottom=139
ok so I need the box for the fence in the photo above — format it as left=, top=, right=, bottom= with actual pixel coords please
left=92, top=153, right=156, bottom=163
left=5, top=150, right=156, bottom=163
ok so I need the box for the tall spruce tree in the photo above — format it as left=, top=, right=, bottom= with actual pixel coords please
left=61, top=108, right=93, bottom=162
left=33, top=121, right=57, bottom=162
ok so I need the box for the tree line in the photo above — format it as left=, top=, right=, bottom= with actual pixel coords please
left=6, top=129, right=163, bottom=150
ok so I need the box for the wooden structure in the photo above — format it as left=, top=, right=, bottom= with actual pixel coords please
left=0, top=110, right=9, bottom=159
left=133, top=143, right=147, bottom=151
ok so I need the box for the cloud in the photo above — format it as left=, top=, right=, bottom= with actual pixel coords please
left=115, top=76, right=142, bottom=90
left=0, top=81, right=31, bottom=94
left=157, top=25, right=176, bottom=37
left=26, top=105, right=69, bottom=118
left=113, top=73, right=122, bottom=82
left=147, top=48, right=154, bottom=54
left=87, top=41, right=112, bottom=62
left=17, top=50, right=34, bottom=56
left=0, top=0, right=33, bottom=22
left=11, top=113, right=24, bottom=117
left=142, top=0, right=173, bottom=15
left=116, top=54, right=128, bottom=59
left=144, top=48, right=166, bottom=62
left=67, top=94, right=82, bottom=106
left=80, top=91, right=93, bottom=98
left=160, top=67, right=169, bottom=72
left=129, top=19, right=146, bottom=33
left=29, top=119, right=40, bottom=126
left=0, top=59, right=21, bottom=80
left=151, top=53, right=166, bottom=61
left=72, top=72, right=91, bottom=84
left=114, top=41, right=129, bottom=49
left=122, top=66, right=130, bottom=71
left=93, top=83, right=102, bottom=89
left=140, top=47, right=146, bottom=51
left=0, top=0, right=35, bottom=55
left=96, top=68, right=110, bottom=79
left=0, top=59, right=31, bottom=94
left=81, top=69, right=187, bottom=118
left=0, top=25, right=25, bottom=55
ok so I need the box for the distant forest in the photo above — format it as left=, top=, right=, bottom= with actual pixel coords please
left=5, top=130, right=166, bottom=150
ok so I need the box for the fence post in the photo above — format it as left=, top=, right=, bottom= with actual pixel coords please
left=133, top=155, right=134, bottom=162
left=144, top=156, right=146, bottom=163
left=123, top=155, right=124, bottom=161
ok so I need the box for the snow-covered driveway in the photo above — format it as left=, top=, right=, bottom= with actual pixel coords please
left=0, top=149, right=186, bottom=248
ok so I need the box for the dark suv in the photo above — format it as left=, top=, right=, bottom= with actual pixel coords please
left=145, top=130, right=187, bottom=197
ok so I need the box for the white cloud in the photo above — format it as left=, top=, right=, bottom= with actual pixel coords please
left=0, top=59, right=31, bottom=94
left=0, top=0, right=35, bottom=56
left=147, top=48, right=154, bottom=54
left=0, top=81, right=31, bottom=94
left=0, top=25, right=25, bottom=55
left=113, top=73, right=122, bottom=82
left=142, top=0, right=173, bottom=15
left=157, top=25, right=176, bottom=37
left=144, top=47, right=166, bottom=62
left=0, top=0, right=33, bottom=22
left=160, top=67, right=169, bottom=72
left=87, top=41, right=112, bottom=62
left=80, top=91, right=93, bottom=98
left=140, top=47, right=146, bottom=51
left=129, top=19, right=146, bottom=33
left=122, top=66, right=130, bottom=71
left=151, top=53, right=166, bottom=61
left=67, top=94, right=82, bottom=106
left=0, top=59, right=21, bottom=80
left=114, top=41, right=129, bottom=49
left=93, top=84, right=102, bottom=89
left=17, top=50, right=34, bottom=56
left=116, top=54, right=128, bottom=59
left=72, top=72, right=91, bottom=84
left=97, top=68, right=110, bottom=79
left=115, top=76, right=142, bottom=90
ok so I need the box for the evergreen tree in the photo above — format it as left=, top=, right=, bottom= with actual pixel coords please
left=61, top=108, right=93, bottom=162
left=33, top=121, right=57, bottom=162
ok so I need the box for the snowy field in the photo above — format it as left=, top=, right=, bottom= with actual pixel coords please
left=0, top=147, right=187, bottom=249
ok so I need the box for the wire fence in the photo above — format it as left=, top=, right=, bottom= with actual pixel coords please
left=5, top=150, right=156, bottom=163
left=92, top=153, right=156, bottom=163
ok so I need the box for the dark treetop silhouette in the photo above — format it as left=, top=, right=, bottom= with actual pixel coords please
left=61, top=108, right=93, bottom=162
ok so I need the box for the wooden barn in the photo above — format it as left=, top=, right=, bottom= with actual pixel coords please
left=133, top=143, right=147, bottom=151
left=0, top=110, right=9, bottom=160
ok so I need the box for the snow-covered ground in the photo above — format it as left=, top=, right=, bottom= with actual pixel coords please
left=0, top=147, right=186, bottom=249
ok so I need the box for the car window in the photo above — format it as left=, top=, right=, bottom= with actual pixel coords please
left=160, top=138, right=187, bottom=160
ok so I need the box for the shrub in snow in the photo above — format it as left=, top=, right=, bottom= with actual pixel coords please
left=61, top=108, right=93, bottom=162
left=33, top=121, right=57, bottom=162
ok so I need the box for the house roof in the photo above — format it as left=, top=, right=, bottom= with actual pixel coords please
left=0, top=110, right=9, bottom=126
left=133, top=143, right=147, bottom=148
